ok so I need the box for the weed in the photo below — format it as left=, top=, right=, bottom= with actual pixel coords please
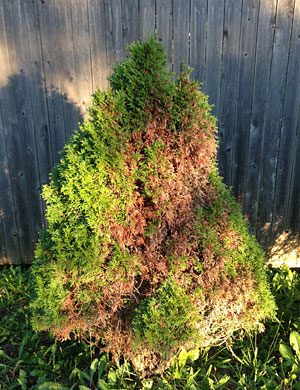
left=0, top=265, right=299, bottom=388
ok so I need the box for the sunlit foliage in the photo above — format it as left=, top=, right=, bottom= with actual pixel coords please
left=31, top=37, right=276, bottom=372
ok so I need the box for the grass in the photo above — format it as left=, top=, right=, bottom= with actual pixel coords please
left=1, top=265, right=300, bottom=389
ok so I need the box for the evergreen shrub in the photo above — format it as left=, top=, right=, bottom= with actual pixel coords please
left=31, top=36, right=276, bottom=372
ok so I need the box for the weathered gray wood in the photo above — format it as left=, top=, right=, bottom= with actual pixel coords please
left=156, top=0, right=173, bottom=67
left=138, top=0, right=155, bottom=38
left=0, top=194, right=6, bottom=263
left=272, top=0, right=300, bottom=241
left=257, top=0, right=295, bottom=247
left=288, top=119, right=300, bottom=232
left=37, top=0, right=67, bottom=165
left=0, top=2, right=21, bottom=264
left=13, top=0, right=45, bottom=260
left=0, top=105, right=20, bottom=264
left=190, top=0, right=207, bottom=84
left=2, top=0, right=44, bottom=263
left=105, top=0, right=124, bottom=76
left=0, top=128, right=6, bottom=262
left=122, top=0, right=139, bottom=53
left=0, top=133, right=20, bottom=264
left=53, top=0, right=81, bottom=140
left=22, top=0, right=52, bottom=225
left=204, top=0, right=225, bottom=118
left=0, top=102, right=6, bottom=265
left=218, top=0, right=243, bottom=185
left=231, top=0, right=260, bottom=203
left=0, top=205, right=6, bottom=263
left=286, top=3, right=300, bottom=237
left=88, top=0, right=109, bottom=91
left=243, top=0, right=277, bottom=236
left=70, top=0, right=93, bottom=119
left=173, top=0, right=190, bottom=75
left=0, top=105, right=20, bottom=265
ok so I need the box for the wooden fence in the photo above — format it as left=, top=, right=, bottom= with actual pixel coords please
left=0, top=0, right=300, bottom=264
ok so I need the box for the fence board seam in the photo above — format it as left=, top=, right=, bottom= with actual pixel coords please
left=203, top=0, right=208, bottom=87
left=171, top=0, right=174, bottom=71
left=217, top=0, right=227, bottom=122
left=230, top=0, right=246, bottom=186
left=87, top=0, right=94, bottom=93
left=34, top=0, right=53, bottom=170
left=188, top=0, right=191, bottom=66
left=243, top=0, right=261, bottom=217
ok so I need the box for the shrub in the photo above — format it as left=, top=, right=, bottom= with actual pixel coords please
left=31, top=36, right=276, bottom=372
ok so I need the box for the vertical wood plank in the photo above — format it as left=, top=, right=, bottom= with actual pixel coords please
left=70, top=0, right=93, bottom=119
left=273, top=0, right=300, bottom=240
left=243, top=0, right=277, bottom=236
left=37, top=0, right=67, bottom=165
left=173, top=0, right=190, bottom=75
left=0, top=107, right=14, bottom=265
left=54, top=0, right=81, bottom=141
left=105, top=0, right=124, bottom=76
left=231, top=0, right=260, bottom=202
left=204, top=0, right=225, bottom=117
left=0, top=206, right=7, bottom=263
left=2, top=0, right=44, bottom=263
left=218, top=0, right=243, bottom=185
left=122, top=0, right=139, bottom=52
left=156, top=0, right=173, bottom=66
left=0, top=127, right=20, bottom=264
left=22, top=0, right=52, bottom=219
left=138, top=0, right=155, bottom=38
left=190, top=0, right=207, bottom=84
left=0, top=107, right=20, bottom=264
left=0, top=2, right=21, bottom=264
left=88, top=0, right=109, bottom=91
left=257, top=0, right=295, bottom=247
left=288, top=119, right=300, bottom=232
left=0, top=117, right=7, bottom=262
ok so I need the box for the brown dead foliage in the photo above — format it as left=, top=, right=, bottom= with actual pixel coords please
left=50, top=77, right=264, bottom=373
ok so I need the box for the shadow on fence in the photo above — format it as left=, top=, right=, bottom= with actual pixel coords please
left=0, top=72, right=83, bottom=264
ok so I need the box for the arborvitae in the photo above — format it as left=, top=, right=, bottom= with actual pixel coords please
left=31, top=36, right=276, bottom=372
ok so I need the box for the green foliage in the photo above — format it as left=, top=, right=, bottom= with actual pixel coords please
left=133, top=280, right=199, bottom=358
left=29, top=36, right=275, bottom=371
left=108, top=37, right=175, bottom=128
left=30, top=37, right=177, bottom=337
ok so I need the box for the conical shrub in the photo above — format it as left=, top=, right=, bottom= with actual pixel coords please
left=31, top=36, right=276, bottom=372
